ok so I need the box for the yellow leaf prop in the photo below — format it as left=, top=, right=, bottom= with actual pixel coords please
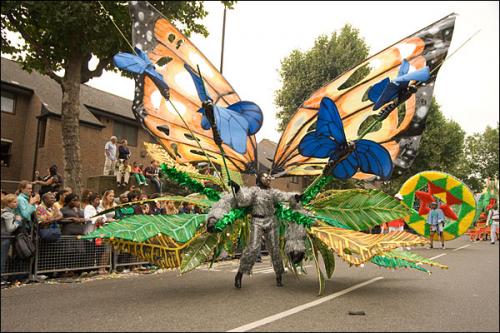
left=309, top=227, right=429, bottom=266
left=107, top=234, right=196, bottom=269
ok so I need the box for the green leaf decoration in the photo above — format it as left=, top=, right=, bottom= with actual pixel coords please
left=81, top=214, right=206, bottom=243
left=221, top=168, right=244, bottom=186
left=311, top=235, right=336, bottom=279
left=370, top=255, right=430, bottom=274
left=160, top=163, right=221, bottom=201
left=215, top=207, right=249, bottom=231
left=309, top=189, right=411, bottom=231
left=314, top=214, right=350, bottom=229
left=307, top=234, right=325, bottom=296
left=180, top=233, right=219, bottom=273
left=382, top=249, right=448, bottom=270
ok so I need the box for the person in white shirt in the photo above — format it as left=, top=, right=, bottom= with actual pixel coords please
left=103, top=136, right=118, bottom=176
left=487, top=203, right=499, bottom=244
left=83, top=193, right=105, bottom=235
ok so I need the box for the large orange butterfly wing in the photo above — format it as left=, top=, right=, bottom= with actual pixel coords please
left=272, top=14, right=457, bottom=180
left=128, top=1, right=257, bottom=173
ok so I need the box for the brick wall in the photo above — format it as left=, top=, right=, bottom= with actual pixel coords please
left=1, top=93, right=41, bottom=192
left=35, top=116, right=154, bottom=191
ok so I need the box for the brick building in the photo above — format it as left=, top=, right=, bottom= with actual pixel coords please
left=1, top=57, right=155, bottom=193
left=1, top=57, right=309, bottom=194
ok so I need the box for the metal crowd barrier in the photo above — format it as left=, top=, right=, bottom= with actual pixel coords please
left=1, top=233, right=150, bottom=281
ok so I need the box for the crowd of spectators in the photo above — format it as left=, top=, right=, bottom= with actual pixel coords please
left=1, top=159, right=208, bottom=288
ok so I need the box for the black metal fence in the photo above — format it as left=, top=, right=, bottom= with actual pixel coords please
left=1, top=227, right=150, bottom=281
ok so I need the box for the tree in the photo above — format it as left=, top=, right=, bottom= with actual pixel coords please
left=455, top=123, right=499, bottom=193
left=380, top=98, right=466, bottom=194
left=274, top=24, right=369, bottom=132
left=1, top=1, right=234, bottom=194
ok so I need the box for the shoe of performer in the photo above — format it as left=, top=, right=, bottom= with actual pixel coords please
left=276, top=274, right=283, bottom=287
left=492, top=242, right=496, bottom=245
left=441, top=245, right=445, bottom=249
left=234, top=271, right=243, bottom=289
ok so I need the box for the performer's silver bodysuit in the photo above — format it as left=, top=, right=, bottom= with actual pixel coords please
left=207, top=186, right=299, bottom=275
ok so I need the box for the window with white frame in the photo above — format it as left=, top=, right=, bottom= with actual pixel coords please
left=1, top=91, right=16, bottom=114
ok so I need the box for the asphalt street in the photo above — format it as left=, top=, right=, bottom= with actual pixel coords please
left=1, top=235, right=498, bottom=332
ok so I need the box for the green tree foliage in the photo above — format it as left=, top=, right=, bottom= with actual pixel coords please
left=1, top=1, right=234, bottom=194
left=274, top=24, right=369, bottom=132
left=381, top=98, right=466, bottom=194
left=455, top=123, right=499, bottom=193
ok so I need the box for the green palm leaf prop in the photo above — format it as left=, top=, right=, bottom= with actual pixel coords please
left=381, top=248, right=448, bottom=269
left=180, top=233, right=219, bottom=273
left=307, top=234, right=325, bottom=296
left=311, top=234, right=336, bottom=279
left=81, top=214, right=206, bottom=243
left=371, top=255, right=430, bottom=273
left=309, top=189, right=410, bottom=231
left=314, top=214, right=350, bottom=229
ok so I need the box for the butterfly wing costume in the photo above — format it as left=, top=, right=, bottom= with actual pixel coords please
left=83, top=2, right=458, bottom=295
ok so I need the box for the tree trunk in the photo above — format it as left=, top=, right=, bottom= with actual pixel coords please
left=60, top=54, right=83, bottom=196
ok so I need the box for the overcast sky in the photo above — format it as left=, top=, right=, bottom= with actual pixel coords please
left=86, top=1, right=498, bottom=141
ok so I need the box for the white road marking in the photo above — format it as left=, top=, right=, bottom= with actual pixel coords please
left=429, top=242, right=473, bottom=260
left=226, top=277, right=384, bottom=332
left=429, top=253, right=447, bottom=260
left=452, top=244, right=471, bottom=252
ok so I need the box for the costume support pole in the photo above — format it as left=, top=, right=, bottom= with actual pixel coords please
left=220, top=6, right=227, bottom=74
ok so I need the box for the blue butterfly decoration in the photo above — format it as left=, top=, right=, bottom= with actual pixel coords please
left=184, top=64, right=263, bottom=154
left=298, top=97, right=393, bottom=180
left=113, top=47, right=170, bottom=99
left=368, top=59, right=430, bottom=110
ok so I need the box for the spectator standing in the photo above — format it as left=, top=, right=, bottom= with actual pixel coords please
left=83, top=193, right=105, bottom=235
left=144, top=160, right=162, bottom=194
left=60, top=194, right=86, bottom=236
left=36, top=192, right=63, bottom=231
left=36, top=165, right=63, bottom=196
left=426, top=202, right=446, bottom=249
left=116, top=159, right=132, bottom=188
left=99, top=190, right=117, bottom=223
left=179, top=202, right=194, bottom=214
left=1, top=194, right=22, bottom=287
left=53, top=188, right=71, bottom=210
left=165, top=201, right=179, bottom=215
left=60, top=194, right=86, bottom=273
left=97, top=190, right=116, bottom=274
left=118, top=139, right=131, bottom=161
left=16, top=181, right=40, bottom=229
left=36, top=192, right=64, bottom=274
left=132, top=162, right=148, bottom=187
left=148, top=194, right=164, bottom=215
left=103, top=136, right=118, bottom=176
left=487, top=203, right=499, bottom=244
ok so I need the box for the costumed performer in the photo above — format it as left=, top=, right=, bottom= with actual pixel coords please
left=206, top=172, right=306, bottom=289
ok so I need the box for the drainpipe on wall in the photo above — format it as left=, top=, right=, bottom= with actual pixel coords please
left=32, top=113, right=42, bottom=181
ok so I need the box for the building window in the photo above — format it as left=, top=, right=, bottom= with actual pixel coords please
left=114, top=121, right=138, bottom=147
left=38, top=118, right=47, bottom=148
left=291, top=176, right=299, bottom=184
left=1, top=139, right=13, bottom=167
left=1, top=91, right=16, bottom=114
